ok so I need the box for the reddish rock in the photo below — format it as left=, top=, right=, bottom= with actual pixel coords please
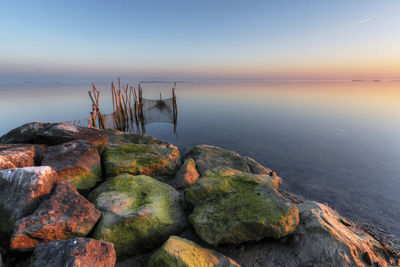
left=10, top=181, right=101, bottom=251
left=0, top=167, right=59, bottom=235
left=41, top=140, right=102, bottom=191
left=0, top=144, right=45, bottom=170
left=175, top=158, right=200, bottom=188
left=33, top=123, right=109, bottom=152
left=32, top=238, right=116, bottom=267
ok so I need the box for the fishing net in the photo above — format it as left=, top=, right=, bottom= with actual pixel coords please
left=141, top=97, right=176, bottom=125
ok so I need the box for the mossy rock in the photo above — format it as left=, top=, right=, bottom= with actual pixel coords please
left=103, top=143, right=180, bottom=179
left=148, top=236, right=241, bottom=267
left=89, top=174, right=186, bottom=259
left=185, top=167, right=299, bottom=245
left=105, top=129, right=164, bottom=146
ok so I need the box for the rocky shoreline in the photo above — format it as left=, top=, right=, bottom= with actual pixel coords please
left=0, top=122, right=398, bottom=267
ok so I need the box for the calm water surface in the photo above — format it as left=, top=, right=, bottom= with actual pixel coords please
left=1, top=81, right=400, bottom=237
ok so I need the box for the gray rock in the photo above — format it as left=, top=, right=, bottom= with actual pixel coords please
left=33, top=123, right=109, bottom=152
left=0, top=166, right=59, bottom=236
left=175, top=158, right=200, bottom=189
left=0, top=144, right=45, bottom=170
left=105, top=128, right=164, bottom=146
left=293, top=201, right=395, bottom=267
left=184, top=146, right=279, bottom=186
left=0, top=122, right=48, bottom=144
left=32, top=238, right=116, bottom=267
left=10, top=181, right=101, bottom=251
left=185, top=167, right=299, bottom=245
left=41, top=140, right=102, bottom=191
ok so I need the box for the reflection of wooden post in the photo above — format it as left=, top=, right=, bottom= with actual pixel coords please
left=138, top=84, right=146, bottom=134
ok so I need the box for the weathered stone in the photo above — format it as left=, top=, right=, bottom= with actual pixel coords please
left=292, top=201, right=395, bottom=267
left=33, top=123, right=109, bottom=152
left=31, top=238, right=116, bottom=267
left=148, top=236, right=241, bottom=267
left=184, top=145, right=279, bottom=184
left=10, top=181, right=101, bottom=251
left=175, top=158, right=200, bottom=189
left=0, top=167, right=59, bottom=236
left=0, top=122, right=48, bottom=144
left=185, top=167, right=299, bottom=245
left=41, top=140, right=102, bottom=191
left=103, top=143, right=180, bottom=179
left=105, top=128, right=164, bottom=146
left=89, top=174, right=186, bottom=258
left=0, top=144, right=45, bottom=170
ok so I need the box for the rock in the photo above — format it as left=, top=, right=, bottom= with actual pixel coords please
left=293, top=201, right=395, bottom=267
left=175, top=158, right=200, bottom=189
left=103, top=143, right=180, bottom=179
left=148, top=236, right=241, bottom=267
left=0, top=144, right=45, bottom=170
left=31, top=238, right=116, bottom=267
left=0, top=122, right=48, bottom=144
left=0, top=167, right=59, bottom=237
left=185, top=167, right=299, bottom=245
left=105, top=128, right=164, bottom=146
left=10, top=181, right=101, bottom=251
left=33, top=123, right=109, bottom=152
left=41, top=140, right=102, bottom=191
left=184, top=146, right=280, bottom=187
left=89, top=174, right=186, bottom=259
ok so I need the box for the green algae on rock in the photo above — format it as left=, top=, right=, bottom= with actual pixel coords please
left=185, top=167, right=299, bottom=245
left=104, top=129, right=164, bottom=146
left=184, top=145, right=274, bottom=176
left=103, top=143, right=180, bottom=178
left=148, top=236, right=241, bottom=267
left=89, top=174, right=186, bottom=259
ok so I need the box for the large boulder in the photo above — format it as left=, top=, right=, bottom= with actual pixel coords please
left=103, top=143, right=180, bottom=179
left=10, top=181, right=101, bottom=251
left=0, top=167, right=59, bottom=237
left=0, top=144, right=45, bottom=170
left=185, top=167, right=299, bottom=245
left=0, top=122, right=47, bottom=144
left=184, top=146, right=280, bottom=185
left=34, top=123, right=109, bottom=152
left=292, top=201, right=397, bottom=267
left=148, top=236, right=241, bottom=267
left=41, top=140, right=102, bottom=191
left=89, top=174, right=186, bottom=259
left=31, top=238, right=116, bottom=267
left=175, top=158, right=200, bottom=189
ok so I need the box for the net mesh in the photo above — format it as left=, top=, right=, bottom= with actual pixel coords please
left=141, top=97, right=175, bottom=124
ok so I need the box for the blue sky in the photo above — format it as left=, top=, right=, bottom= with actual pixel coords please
left=1, top=0, right=399, bottom=81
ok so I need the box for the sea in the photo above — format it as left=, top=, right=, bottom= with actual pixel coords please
left=1, top=80, right=399, bottom=238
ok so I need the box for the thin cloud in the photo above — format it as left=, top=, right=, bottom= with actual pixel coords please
left=343, top=18, right=372, bottom=29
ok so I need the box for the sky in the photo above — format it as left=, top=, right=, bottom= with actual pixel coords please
left=0, top=0, right=400, bottom=81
